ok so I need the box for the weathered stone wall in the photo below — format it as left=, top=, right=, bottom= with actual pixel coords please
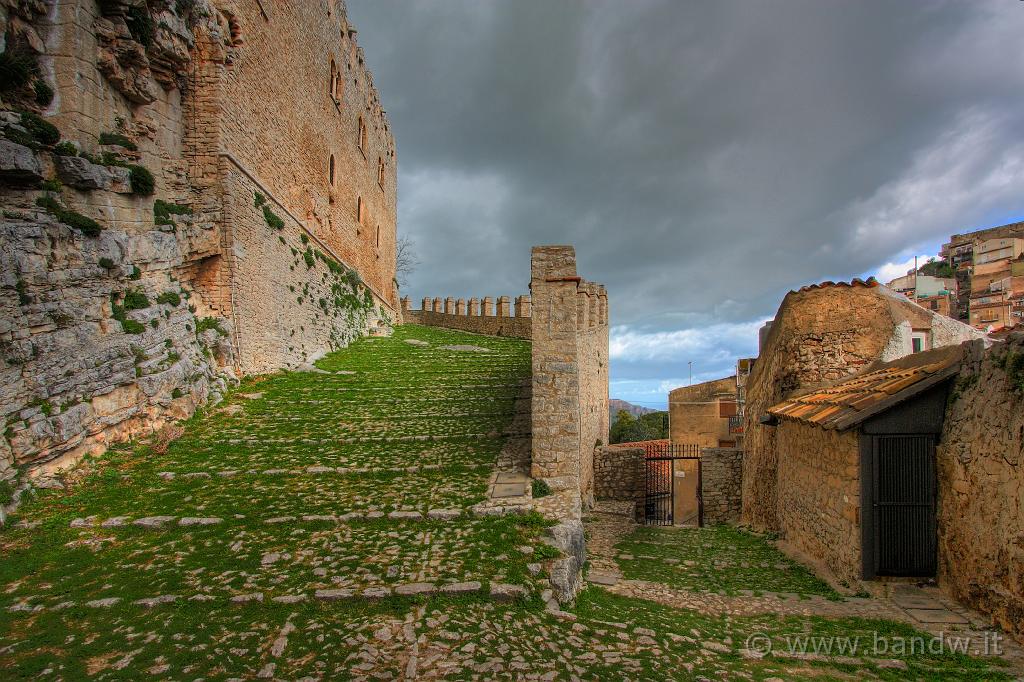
left=594, top=445, right=643, bottom=520
left=221, top=157, right=386, bottom=375
left=774, top=422, right=862, bottom=586
left=0, top=159, right=236, bottom=478
left=0, top=0, right=397, bottom=481
left=743, top=281, right=983, bottom=532
left=937, top=334, right=1024, bottom=641
left=700, top=447, right=743, bottom=525
left=529, top=246, right=609, bottom=508
left=401, top=296, right=531, bottom=339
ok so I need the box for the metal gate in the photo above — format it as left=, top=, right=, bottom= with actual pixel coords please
left=871, top=435, right=937, bottom=577
left=644, top=443, right=702, bottom=526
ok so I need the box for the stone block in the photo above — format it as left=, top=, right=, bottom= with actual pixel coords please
left=0, top=139, right=42, bottom=184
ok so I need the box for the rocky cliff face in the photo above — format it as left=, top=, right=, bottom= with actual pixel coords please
left=0, top=0, right=234, bottom=488
left=1, top=1, right=394, bottom=500
left=0, top=115, right=236, bottom=482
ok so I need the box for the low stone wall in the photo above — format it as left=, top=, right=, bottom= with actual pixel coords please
left=402, top=296, right=531, bottom=339
left=938, top=335, right=1024, bottom=642
left=594, top=446, right=644, bottom=520
left=700, top=448, right=743, bottom=525
left=775, top=422, right=862, bottom=586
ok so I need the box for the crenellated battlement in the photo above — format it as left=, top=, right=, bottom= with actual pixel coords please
left=400, top=295, right=532, bottom=338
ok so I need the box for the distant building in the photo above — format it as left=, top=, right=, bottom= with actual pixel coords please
left=939, top=222, right=1024, bottom=329
left=668, top=376, right=739, bottom=449
left=885, top=272, right=957, bottom=323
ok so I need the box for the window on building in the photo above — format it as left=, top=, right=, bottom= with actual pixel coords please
left=718, top=400, right=737, bottom=418
left=375, top=225, right=380, bottom=248
left=357, top=117, right=367, bottom=153
left=329, top=60, right=338, bottom=101
left=378, top=157, right=385, bottom=186
left=356, top=196, right=363, bottom=225
left=328, top=154, right=335, bottom=186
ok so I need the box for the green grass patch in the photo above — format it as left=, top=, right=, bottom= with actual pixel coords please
left=615, top=524, right=841, bottom=598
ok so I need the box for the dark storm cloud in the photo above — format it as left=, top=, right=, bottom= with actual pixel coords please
left=348, top=0, right=1024, bottom=406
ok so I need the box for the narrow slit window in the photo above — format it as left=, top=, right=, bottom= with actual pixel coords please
left=328, top=154, right=335, bottom=186
left=376, top=225, right=380, bottom=248
left=358, top=117, right=367, bottom=152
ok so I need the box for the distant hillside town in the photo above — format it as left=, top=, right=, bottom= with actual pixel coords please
left=885, top=221, right=1024, bottom=333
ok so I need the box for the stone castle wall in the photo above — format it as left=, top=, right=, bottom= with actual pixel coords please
left=0, top=0, right=396, bottom=480
left=699, top=447, right=743, bottom=525
left=774, top=422, right=862, bottom=586
left=937, top=334, right=1024, bottom=641
left=529, top=246, right=609, bottom=508
left=401, top=295, right=531, bottom=339
left=216, top=0, right=397, bottom=307
left=221, top=156, right=386, bottom=374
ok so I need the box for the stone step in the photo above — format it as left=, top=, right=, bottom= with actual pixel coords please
left=5, top=580, right=534, bottom=616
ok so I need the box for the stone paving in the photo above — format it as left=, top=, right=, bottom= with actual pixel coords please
left=0, top=327, right=1018, bottom=679
left=585, top=501, right=1024, bottom=677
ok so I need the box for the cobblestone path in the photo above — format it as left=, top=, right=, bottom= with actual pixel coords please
left=0, top=327, right=1016, bottom=679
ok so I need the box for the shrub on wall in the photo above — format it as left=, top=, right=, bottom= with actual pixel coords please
left=53, top=141, right=78, bottom=156
left=98, top=132, right=138, bottom=151
left=33, top=78, right=53, bottom=106
left=154, top=199, right=192, bottom=226
left=35, top=196, right=103, bottom=237
left=123, top=288, right=150, bottom=311
left=263, top=205, right=284, bottom=230
left=128, top=165, right=155, bottom=195
left=20, top=112, right=60, bottom=146
left=156, top=291, right=181, bottom=307
left=0, top=41, right=38, bottom=92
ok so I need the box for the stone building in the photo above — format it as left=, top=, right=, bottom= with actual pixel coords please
left=760, top=335, right=1024, bottom=643
left=741, top=279, right=985, bottom=531
left=668, top=375, right=739, bottom=448
left=1, top=1, right=397, bottom=477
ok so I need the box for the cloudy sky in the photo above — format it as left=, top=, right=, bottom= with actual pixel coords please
left=348, top=0, right=1024, bottom=408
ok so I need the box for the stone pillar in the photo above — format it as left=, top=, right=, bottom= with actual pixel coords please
left=432, top=297, right=442, bottom=313
left=497, top=295, right=511, bottom=317
left=530, top=246, right=581, bottom=492
left=468, top=297, right=480, bottom=316
left=422, top=297, right=431, bottom=312
left=444, top=297, right=455, bottom=315
left=482, top=296, right=494, bottom=317
left=515, top=295, right=531, bottom=318
left=456, top=298, right=467, bottom=316
left=401, top=296, right=411, bottom=313
left=598, top=286, right=608, bottom=325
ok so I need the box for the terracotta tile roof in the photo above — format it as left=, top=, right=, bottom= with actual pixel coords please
left=796, top=277, right=878, bottom=293
left=767, top=346, right=962, bottom=431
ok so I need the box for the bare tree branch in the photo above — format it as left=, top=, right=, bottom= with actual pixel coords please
left=395, top=236, right=419, bottom=288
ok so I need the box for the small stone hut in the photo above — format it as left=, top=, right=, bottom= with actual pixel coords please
left=763, top=346, right=962, bottom=585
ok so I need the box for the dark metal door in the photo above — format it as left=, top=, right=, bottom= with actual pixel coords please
left=872, top=435, right=937, bottom=577
left=644, top=444, right=702, bottom=527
